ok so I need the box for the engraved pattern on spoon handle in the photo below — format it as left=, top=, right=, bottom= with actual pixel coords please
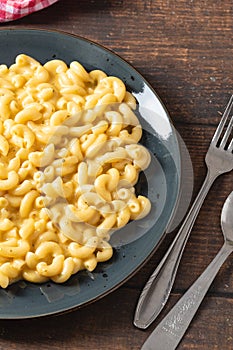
left=141, top=244, right=233, bottom=350
left=134, top=169, right=218, bottom=329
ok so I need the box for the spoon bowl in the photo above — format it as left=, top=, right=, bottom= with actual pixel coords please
left=221, top=191, right=233, bottom=242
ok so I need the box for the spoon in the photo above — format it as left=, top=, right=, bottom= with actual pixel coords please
left=141, top=190, right=233, bottom=350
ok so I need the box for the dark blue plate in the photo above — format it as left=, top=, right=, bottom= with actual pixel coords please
left=0, top=29, right=181, bottom=319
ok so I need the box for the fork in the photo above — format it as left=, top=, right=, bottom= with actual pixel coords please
left=134, top=95, right=233, bottom=329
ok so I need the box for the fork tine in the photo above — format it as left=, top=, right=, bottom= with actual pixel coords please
left=227, top=129, right=233, bottom=152
left=211, top=95, right=233, bottom=145
left=228, top=140, right=233, bottom=153
left=219, top=115, right=233, bottom=149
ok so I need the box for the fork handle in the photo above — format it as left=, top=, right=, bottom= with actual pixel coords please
left=134, top=169, right=218, bottom=329
left=140, top=243, right=232, bottom=350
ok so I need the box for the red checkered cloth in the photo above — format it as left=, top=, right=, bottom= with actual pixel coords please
left=0, top=0, right=59, bottom=22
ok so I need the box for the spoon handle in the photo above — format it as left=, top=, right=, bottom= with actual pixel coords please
left=134, top=169, right=217, bottom=329
left=141, top=243, right=232, bottom=350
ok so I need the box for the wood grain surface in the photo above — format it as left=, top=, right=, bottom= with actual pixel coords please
left=1, top=0, right=233, bottom=349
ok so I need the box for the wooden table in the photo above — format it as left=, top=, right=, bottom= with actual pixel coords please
left=0, top=0, right=233, bottom=349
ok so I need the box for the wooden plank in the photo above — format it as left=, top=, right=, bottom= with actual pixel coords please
left=0, top=288, right=232, bottom=349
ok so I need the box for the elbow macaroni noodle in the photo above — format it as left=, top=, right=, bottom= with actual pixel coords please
left=0, top=54, right=151, bottom=288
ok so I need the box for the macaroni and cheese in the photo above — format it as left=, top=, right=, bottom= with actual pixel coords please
left=0, top=54, right=151, bottom=288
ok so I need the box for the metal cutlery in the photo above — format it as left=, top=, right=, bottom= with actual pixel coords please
left=134, top=95, right=233, bottom=329
left=140, top=190, right=233, bottom=350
